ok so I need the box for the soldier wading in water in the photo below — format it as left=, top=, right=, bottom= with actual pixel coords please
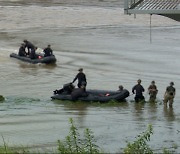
left=164, top=82, right=176, bottom=107
left=132, top=79, right=145, bottom=102
left=148, top=80, right=158, bottom=102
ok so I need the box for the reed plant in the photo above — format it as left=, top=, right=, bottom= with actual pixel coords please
left=57, top=118, right=101, bottom=154
left=0, top=135, right=29, bottom=153
left=0, top=121, right=176, bottom=154
left=124, top=124, right=154, bottom=154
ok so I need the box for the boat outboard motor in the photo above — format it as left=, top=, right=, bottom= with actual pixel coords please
left=53, top=83, right=75, bottom=95
left=53, top=88, right=63, bottom=94
left=63, top=83, right=75, bottom=94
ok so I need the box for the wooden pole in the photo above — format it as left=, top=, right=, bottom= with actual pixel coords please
left=150, top=14, right=152, bottom=43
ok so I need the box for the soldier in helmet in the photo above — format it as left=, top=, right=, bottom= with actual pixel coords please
left=164, top=82, right=176, bottom=107
left=72, top=68, right=87, bottom=88
left=148, top=80, right=158, bottom=102
left=43, top=44, right=53, bottom=57
left=132, top=79, right=145, bottom=102
left=18, top=43, right=27, bottom=57
left=23, top=39, right=35, bottom=56
left=118, top=85, right=124, bottom=92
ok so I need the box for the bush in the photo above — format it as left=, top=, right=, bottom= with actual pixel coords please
left=57, top=118, right=101, bottom=154
left=124, top=125, right=153, bottom=154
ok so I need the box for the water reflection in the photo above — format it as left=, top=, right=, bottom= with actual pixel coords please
left=18, top=62, right=57, bottom=75
left=115, top=101, right=129, bottom=110
left=53, top=100, right=88, bottom=126
left=134, top=102, right=145, bottom=113
left=71, top=102, right=88, bottom=127
left=147, top=101, right=158, bottom=114
left=18, top=62, right=57, bottom=69
left=163, top=105, right=175, bottom=122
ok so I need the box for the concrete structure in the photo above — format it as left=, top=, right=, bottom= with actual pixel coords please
left=124, top=0, right=180, bottom=21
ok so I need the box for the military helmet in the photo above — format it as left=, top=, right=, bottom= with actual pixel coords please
left=78, top=68, right=83, bottom=71
left=137, top=79, right=141, bottom=83
left=151, top=80, right=155, bottom=84
left=170, top=82, right=174, bottom=85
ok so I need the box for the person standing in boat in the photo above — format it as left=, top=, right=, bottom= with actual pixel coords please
left=132, top=79, right=145, bottom=102
left=18, top=43, right=27, bottom=57
left=163, top=82, right=176, bottom=107
left=72, top=68, right=87, bottom=88
left=148, top=80, right=158, bottom=102
left=43, top=44, right=53, bottom=57
left=23, top=40, right=35, bottom=56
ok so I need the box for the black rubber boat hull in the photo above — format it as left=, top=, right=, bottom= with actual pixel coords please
left=51, top=89, right=130, bottom=102
left=10, top=53, right=56, bottom=64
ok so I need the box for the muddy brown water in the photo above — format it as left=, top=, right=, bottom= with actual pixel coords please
left=0, top=0, right=180, bottom=153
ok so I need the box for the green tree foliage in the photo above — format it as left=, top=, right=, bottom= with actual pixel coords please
left=124, top=125, right=153, bottom=154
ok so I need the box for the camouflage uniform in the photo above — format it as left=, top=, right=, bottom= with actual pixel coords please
left=148, top=84, right=158, bottom=102
left=164, top=83, right=176, bottom=106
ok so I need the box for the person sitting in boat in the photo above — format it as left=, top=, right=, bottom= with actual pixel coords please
left=23, top=40, right=35, bottom=55
left=30, top=46, right=38, bottom=59
left=72, top=68, right=87, bottom=89
left=132, top=79, right=145, bottom=102
left=118, top=85, right=124, bottom=92
left=18, top=43, right=27, bottom=57
left=71, top=84, right=88, bottom=101
left=43, top=44, right=53, bottom=57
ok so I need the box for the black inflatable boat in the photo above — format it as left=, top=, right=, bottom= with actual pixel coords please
left=51, top=88, right=130, bottom=103
left=10, top=53, right=56, bottom=64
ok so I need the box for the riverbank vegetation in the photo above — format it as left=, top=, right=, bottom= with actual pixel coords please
left=0, top=118, right=177, bottom=153
left=0, top=95, right=5, bottom=102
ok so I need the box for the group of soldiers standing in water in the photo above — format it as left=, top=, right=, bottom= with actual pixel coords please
left=18, top=40, right=176, bottom=107
left=131, top=79, right=176, bottom=107
left=18, top=40, right=53, bottom=59
left=69, top=68, right=176, bottom=107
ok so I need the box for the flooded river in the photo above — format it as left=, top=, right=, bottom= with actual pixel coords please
left=0, top=0, right=180, bottom=153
